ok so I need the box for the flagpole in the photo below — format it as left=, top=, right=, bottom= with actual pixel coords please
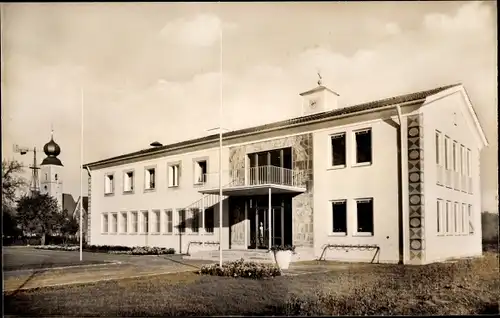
left=80, top=86, right=84, bottom=262
left=218, top=25, right=223, bottom=268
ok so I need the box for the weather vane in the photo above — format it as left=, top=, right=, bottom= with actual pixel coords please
left=317, top=71, right=322, bottom=86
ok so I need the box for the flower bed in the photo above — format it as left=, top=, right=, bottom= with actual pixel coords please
left=198, top=258, right=281, bottom=279
left=33, top=244, right=175, bottom=255
left=34, top=245, right=79, bottom=251
left=109, top=246, right=176, bottom=255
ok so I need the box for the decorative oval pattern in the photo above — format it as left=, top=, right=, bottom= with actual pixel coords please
left=408, top=127, right=419, bottom=137
left=410, top=195, right=421, bottom=205
left=409, top=150, right=420, bottom=160
left=409, top=173, right=420, bottom=182
left=410, top=239, right=422, bottom=250
left=410, top=217, right=421, bottom=228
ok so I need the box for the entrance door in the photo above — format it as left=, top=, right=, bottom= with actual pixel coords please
left=254, top=207, right=284, bottom=249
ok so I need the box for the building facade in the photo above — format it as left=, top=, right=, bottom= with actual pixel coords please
left=83, top=83, right=488, bottom=265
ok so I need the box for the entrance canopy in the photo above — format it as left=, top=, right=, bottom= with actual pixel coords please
left=198, top=184, right=306, bottom=196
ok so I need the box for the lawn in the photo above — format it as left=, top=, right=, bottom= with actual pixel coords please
left=4, top=252, right=499, bottom=316
left=2, top=248, right=106, bottom=271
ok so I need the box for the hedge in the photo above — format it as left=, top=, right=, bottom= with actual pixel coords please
left=34, top=244, right=175, bottom=255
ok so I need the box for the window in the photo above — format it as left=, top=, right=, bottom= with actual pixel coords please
left=466, top=149, right=472, bottom=177
left=194, top=160, right=207, bottom=184
left=468, top=205, right=474, bottom=234
left=460, top=204, right=466, bottom=234
left=460, top=145, right=466, bottom=175
left=164, top=209, right=173, bottom=234
left=141, top=211, right=149, bottom=233
left=120, top=212, right=128, bottom=233
left=191, top=208, right=200, bottom=233
left=435, top=131, right=442, bottom=166
left=102, top=213, right=109, bottom=233
left=204, top=207, right=214, bottom=233
left=330, top=133, right=346, bottom=167
left=105, top=174, right=114, bottom=194
left=168, top=164, right=180, bottom=187
left=444, top=137, right=451, bottom=170
left=55, top=174, right=58, bottom=181
left=461, top=145, right=467, bottom=192
left=354, top=129, right=372, bottom=165
left=150, top=210, right=160, bottom=233
left=178, top=209, right=186, bottom=233
left=356, top=198, right=374, bottom=235
left=453, top=202, right=459, bottom=234
left=45, top=173, right=48, bottom=181
left=455, top=143, right=461, bottom=190
left=331, top=200, right=347, bottom=234
left=124, top=171, right=134, bottom=192
left=452, top=142, right=457, bottom=172
left=131, top=211, right=138, bottom=233
left=445, top=201, right=451, bottom=234
left=111, top=213, right=118, bottom=233
left=437, top=199, right=443, bottom=234
left=145, top=167, right=156, bottom=190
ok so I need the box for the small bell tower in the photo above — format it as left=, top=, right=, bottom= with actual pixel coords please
left=299, top=72, right=340, bottom=116
left=40, top=129, right=64, bottom=210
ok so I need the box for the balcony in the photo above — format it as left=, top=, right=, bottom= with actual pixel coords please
left=198, top=165, right=307, bottom=196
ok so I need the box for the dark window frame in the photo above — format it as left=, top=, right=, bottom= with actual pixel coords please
left=330, top=133, right=346, bottom=167
left=331, top=200, right=347, bottom=234
left=356, top=198, right=374, bottom=235
left=354, top=129, right=372, bottom=165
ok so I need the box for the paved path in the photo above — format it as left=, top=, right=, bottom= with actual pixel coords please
left=3, top=247, right=356, bottom=292
left=3, top=247, right=212, bottom=293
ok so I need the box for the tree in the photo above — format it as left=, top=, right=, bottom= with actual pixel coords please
left=16, top=193, right=60, bottom=245
left=2, top=159, right=26, bottom=239
left=481, top=211, right=499, bottom=243
left=2, top=205, right=21, bottom=237
left=2, top=159, right=27, bottom=208
left=59, top=209, right=79, bottom=243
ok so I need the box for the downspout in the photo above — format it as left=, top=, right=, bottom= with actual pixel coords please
left=395, top=105, right=405, bottom=264
left=84, top=166, right=91, bottom=245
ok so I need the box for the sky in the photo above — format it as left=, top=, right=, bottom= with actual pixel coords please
left=1, top=1, right=498, bottom=212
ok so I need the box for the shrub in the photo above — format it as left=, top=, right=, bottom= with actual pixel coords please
left=127, top=246, right=175, bottom=255
left=270, top=245, right=296, bottom=253
left=198, top=258, right=281, bottom=279
left=34, top=244, right=79, bottom=251
left=33, top=244, right=175, bottom=255
left=83, top=245, right=131, bottom=253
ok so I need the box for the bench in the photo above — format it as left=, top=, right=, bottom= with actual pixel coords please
left=319, top=244, right=381, bottom=263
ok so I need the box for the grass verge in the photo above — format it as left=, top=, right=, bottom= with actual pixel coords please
left=4, top=252, right=498, bottom=316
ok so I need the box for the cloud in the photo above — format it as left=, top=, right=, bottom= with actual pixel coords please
left=423, top=1, right=492, bottom=33
left=159, top=13, right=237, bottom=47
left=2, top=2, right=497, bottom=212
left=384, top=22, right=401, bottom=35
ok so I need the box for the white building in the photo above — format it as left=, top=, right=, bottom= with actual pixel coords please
left=83, top=83, right=488, bottom=265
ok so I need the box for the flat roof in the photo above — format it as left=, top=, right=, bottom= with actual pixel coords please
left=198, top=184, right=307, bottom=196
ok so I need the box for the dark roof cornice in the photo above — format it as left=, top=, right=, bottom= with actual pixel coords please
left=83, top=83, right=460, bottom=170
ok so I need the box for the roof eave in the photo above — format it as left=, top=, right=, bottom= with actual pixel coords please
left=83, top=98, right=426, bottom=170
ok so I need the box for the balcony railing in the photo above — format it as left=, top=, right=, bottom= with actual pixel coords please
left=200, top=165, right=306, bottom=189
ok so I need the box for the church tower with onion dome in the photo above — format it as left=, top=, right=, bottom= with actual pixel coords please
left=40, top=130, right=64, bottom=210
